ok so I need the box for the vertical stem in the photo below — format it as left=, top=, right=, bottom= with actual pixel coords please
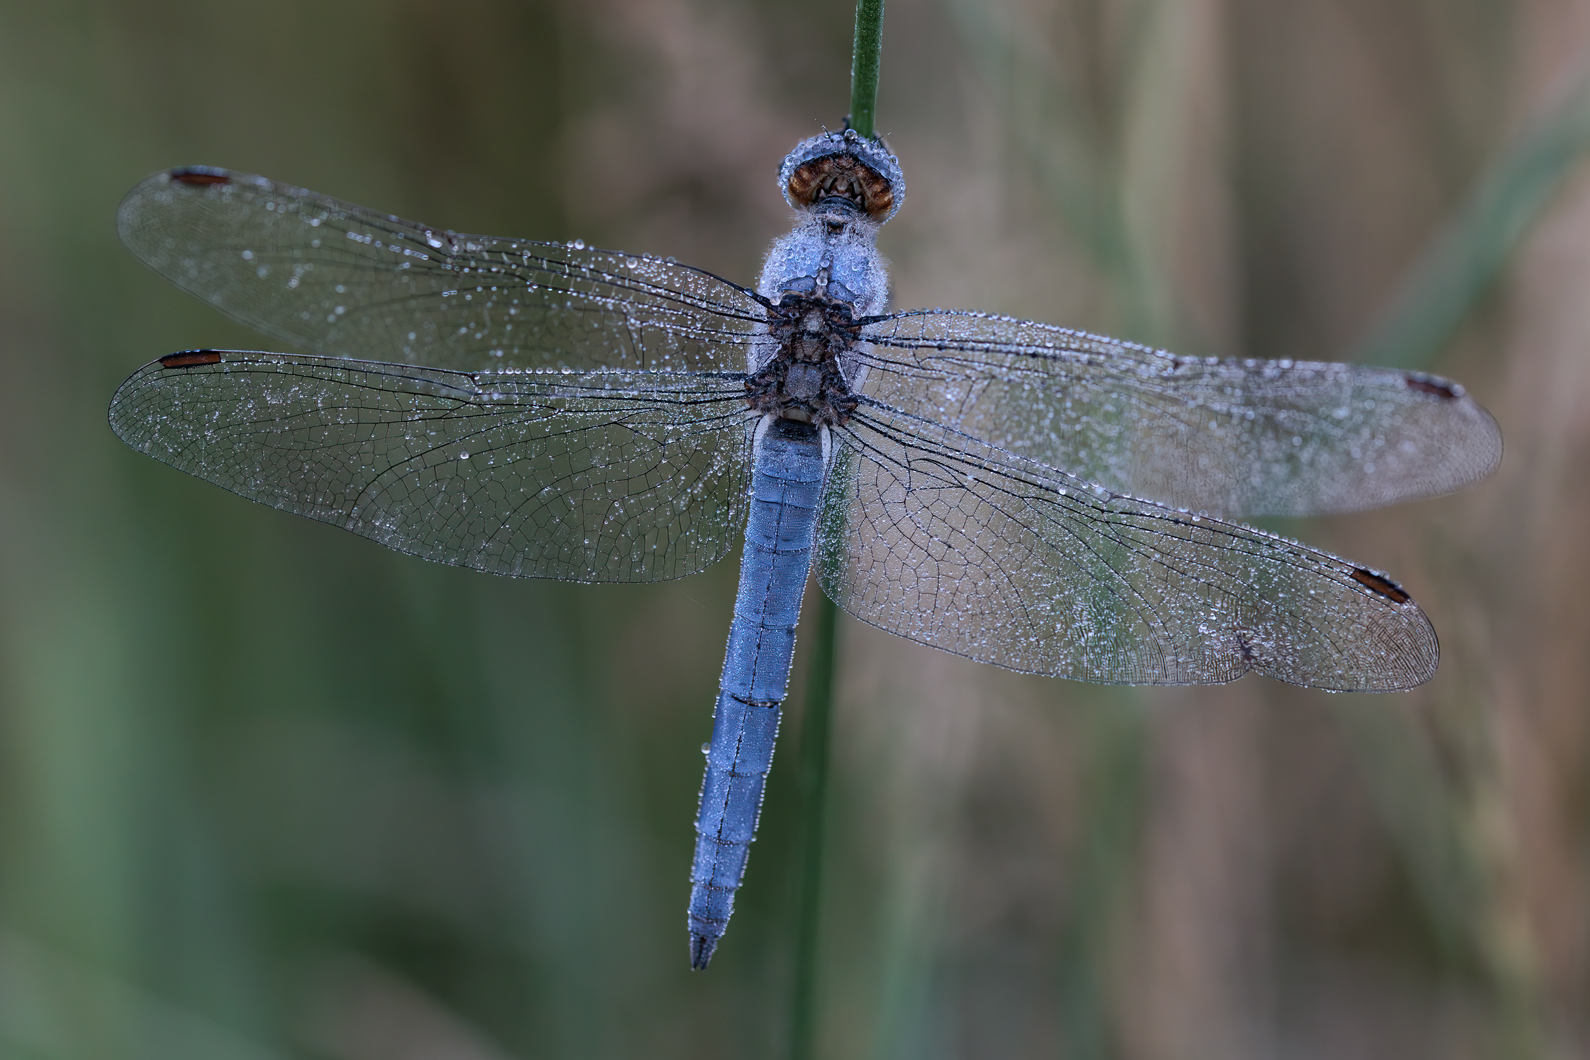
left=788, top=592, right=838, bottom=1060
left=848, top=0, right=886, bottom=139
left=790, top=4, right=882, bottom=1052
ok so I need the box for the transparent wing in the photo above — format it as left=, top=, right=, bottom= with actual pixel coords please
left=819, top=400, right=1438, bottom=691
left=109, top=351, right=752, bottom=582
left=859, top=309, right=1502, bottom=517
left=117, top=168, right=770, bottom=372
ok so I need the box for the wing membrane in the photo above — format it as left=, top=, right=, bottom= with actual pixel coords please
left=109, top=351, right=751, bottom=582
left=117, top=168, right=769, bottom=372
left=860, top=309, right=1501, bottom=517
left=821, top=401, right=1438, bottom=690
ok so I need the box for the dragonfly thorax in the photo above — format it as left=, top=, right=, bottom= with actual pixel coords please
left=752, top=139, right=900, bottom=427
left=744, top=292, right=862, bottom=426
left=758, top=200, right=890, bottom=314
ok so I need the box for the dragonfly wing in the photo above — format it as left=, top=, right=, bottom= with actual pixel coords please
left=118, top=168, right=769, bottom=373
left=820, top=402, right=1438, bottom=690
left=860, top=309, right=1501, bottom=517
left=109, top=351, right=751, bottom=583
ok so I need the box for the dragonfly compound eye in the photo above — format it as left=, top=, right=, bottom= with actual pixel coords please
left=779, top=128, right=904, bottom=222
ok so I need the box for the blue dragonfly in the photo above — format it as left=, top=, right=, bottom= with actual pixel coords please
left=109, top=130, right=1501, bottom=968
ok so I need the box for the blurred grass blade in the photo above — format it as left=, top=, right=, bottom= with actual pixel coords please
left=1355, top=67, right=1590, bottom=369
left=0, top=931, right=291, bottom=1060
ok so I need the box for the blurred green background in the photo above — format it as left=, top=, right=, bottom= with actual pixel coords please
left=0, top=0, right=1585, bottom=1057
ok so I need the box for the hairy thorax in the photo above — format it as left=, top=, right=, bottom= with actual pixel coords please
left=748, top=196, right=890, bottom=427
left=745, top=286, right=863, bottom=426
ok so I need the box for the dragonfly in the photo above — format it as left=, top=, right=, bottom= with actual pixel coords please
left=109, top=129, right=1501, bottom=969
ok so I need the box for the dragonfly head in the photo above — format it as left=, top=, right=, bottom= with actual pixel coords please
left=779, top=129, right=904, bottom=223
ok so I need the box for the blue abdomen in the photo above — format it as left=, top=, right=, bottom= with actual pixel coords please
left=689, top=416, right=827, bottom=968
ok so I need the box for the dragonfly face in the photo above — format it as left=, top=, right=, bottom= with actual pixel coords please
left=107, top=128, right=1501, bottom=968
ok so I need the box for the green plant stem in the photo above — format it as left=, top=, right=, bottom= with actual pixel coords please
left=788, top=592, right=838, bottom=1060
left=789, top=7, right=882, bottom=1053
left=848, top=0, right=886, bottom=139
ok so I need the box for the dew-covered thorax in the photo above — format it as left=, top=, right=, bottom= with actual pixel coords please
left=744, top=131, right=903, bottom=427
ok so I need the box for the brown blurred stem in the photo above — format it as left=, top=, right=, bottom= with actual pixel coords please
left=1354, top=68, right=1590, bottom=368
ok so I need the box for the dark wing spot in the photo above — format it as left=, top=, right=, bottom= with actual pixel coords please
left=1404, top=373, right=1459, bottom=400
left=169, top=169, right=231, bottom=186
left=159, top=350, right=223, bottom=368
left=1350, top=568, right=1412, bottom=604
